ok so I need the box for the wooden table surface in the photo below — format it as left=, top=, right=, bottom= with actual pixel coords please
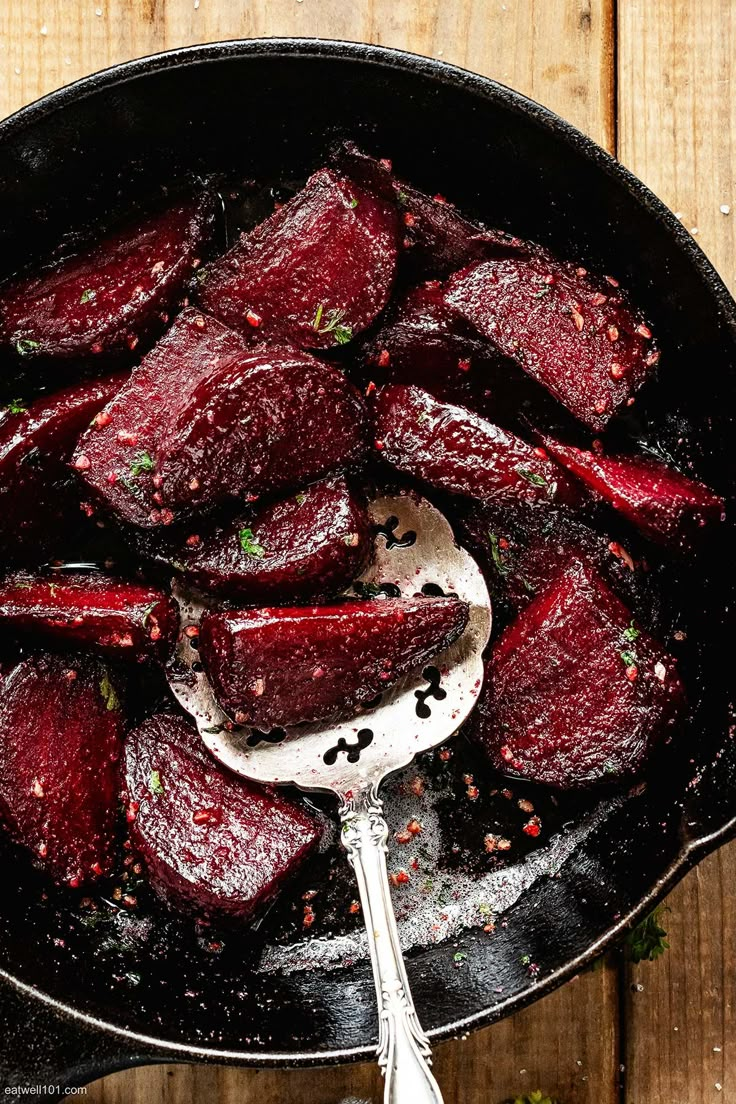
left=0, top=2, right=734, bottom=1101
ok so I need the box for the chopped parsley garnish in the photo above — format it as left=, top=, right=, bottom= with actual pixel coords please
left=15, top=339, right=40, bottom=355
left=238, top=527, right=265, bottom=558
left=627, top=905, right=670, bottom=963
left=516, top=467, right=548, bottom=488
left=478, top=902, right=492, bottom=917
left=623, top=621, right=641, bottom=643
left=620, top=649, right=637, bottom=667
left=488, top=532, right=509, bottom=576
left=129, top=451, right=154, bottom=477
left=510, top=1093, right=559, bottom=1104
left=3, top=398, right=27, bottom=414
left=453, top=951, right=468, bottom=964
left=313, top=306, right=353, bottom=345
left=396, top=190, right=408, bottom=205
left=149, top=770, right=165, bottom=796
left=349, top=196, right=359, bottom=209
left=99, top=672, right=120, bottom=712
left=352, top=580, right=384, bottom=598
left=295, top=492, right=307, bottom=506
left=202, top=724, right=223, bottom=735
left=79, top=289, right=96, bottom=304
left=141, top=602, right=157, bottom=627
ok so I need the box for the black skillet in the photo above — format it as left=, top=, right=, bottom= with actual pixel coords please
left=0, top=38, right=734, bottom=1090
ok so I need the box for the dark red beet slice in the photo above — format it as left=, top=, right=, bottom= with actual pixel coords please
left=199, top=597, right=469, bottom=729
left=0, top=573, right=178, bottom=661
left=0, top=652, right=124, bottom=885
left=197, top=168, right=398, bottom=349
left=361, top=284, right=553, bottom=425
left=541, top=437, right=725, bottom=549
left=73, top=308, right=253, bottom=527
left=165, top=476, right=372, bottom=602
left=123, top=711, right=320, bottom=919
left=455, top=502, right=645, bottom=621
left=468, top=561, right=684, bottom=788
left=0, top=195, right=216, bottom=363
left=155, top=346, right=368, bottom=518
left=395, top=180, right=526, bottom=279
left=445, top=250, right=660, bottom=431
left=0, top=373, right=125, bottom=565
left=373, top=384, right=582, bottom=508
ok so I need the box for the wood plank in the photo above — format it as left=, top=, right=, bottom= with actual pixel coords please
left=0, top=3, right=619, bottom=1102
left=618, top=2, right=736, bottom=1101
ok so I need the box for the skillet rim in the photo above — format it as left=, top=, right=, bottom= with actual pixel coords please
left=0, top=35, right=735, bottom=1071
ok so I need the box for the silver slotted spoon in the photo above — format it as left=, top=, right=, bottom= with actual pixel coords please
left=167, top=490, right=492, bottom=1104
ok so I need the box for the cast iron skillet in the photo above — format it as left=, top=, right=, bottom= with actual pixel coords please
left=0, top=38, right=734, bottom=1090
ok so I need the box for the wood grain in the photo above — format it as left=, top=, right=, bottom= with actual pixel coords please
left=618, top=2, right=736, bottom=1101
left=1, top=1, right=734, bottom=1101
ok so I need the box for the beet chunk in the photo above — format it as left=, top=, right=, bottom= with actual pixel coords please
left=73, top=308, right=253, bottom=527
left=468, top=562, right=684, bottom=788
left=0, top=373, right=125, bottom=565
left=0, top=195, right=216, bottom=363
left=199, top=597, right=469, bottom=729
left=0, top=573, right=178, bottom=661
left=123, top=711, right=320, bottom=919
left=445, top=250, right=660, bottom=431
left=373, top=384, right=582, bottom=508
left=542, top=437, right=725, bottom=549
left=165, top=476, right=371, bottom=602
left=0, top=653, right=124, bottom=885
left=197, top=168, right=398, bottom=349
left=455, top=502, right=644, bottom=621
left=156, top=346, right=368, bottom=518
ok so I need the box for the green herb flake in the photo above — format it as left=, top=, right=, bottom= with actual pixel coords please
left=79, top=288, right=96, bottom=304
left=149, top=770, right=165, bottom=796
left=353, top=580, right=383, bottom=598
left=238, top=527, right=265, bottom=559
left=516, top=467, right=548, bottom=488
left=129, top=451, right=155, bottom=477
left=3, top=398, right=27, bottom=415
left=520, top=954, right=531, bottom=966
left=478, top=902, right=492, bottom=917
left=349, top=196, right=359, bottom=209
left=488, top=531, right=509, bottom=577
left=295, top=492, right=307, bottom=507
left=396, top=190, right=408, bottom=205
left=620, top=649, right=637, bottom=667
left=627, top=905, right=670, bottom=963
left=15, top=339, right=40, bottom=356
left=511, top=1092, right=559, bottom=1104
left=202, top=724, right=223, bottom=735
left=99, top=672, right=120, bottom=712
left=141, top=601, right=157, bottom=628
left=312, top=302, right=325, bottom=331
left=316, top=307, right=353, bottom=346
left=623, top=620, right=641, bottom=643
left=453, top=951, right=468, bottom=964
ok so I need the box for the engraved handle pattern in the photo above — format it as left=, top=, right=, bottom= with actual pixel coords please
left=340, top=787, right=444, bottom=1104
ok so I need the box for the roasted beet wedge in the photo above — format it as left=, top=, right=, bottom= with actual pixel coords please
left=165, top=476, right=372, bottom=602
left=156, top=347, right=368, bottom=517
left=541, top=437, right=725, bottom=549
left=0, top=195, right=216, bottom=363
left=373, top=384, right=582, bottom=508
left=455, top=502, right=645, bottom=622
left=0, top=653, right=124, bottom=885
left=469, top=562, right=684, bottom=788
left=197, top=168, right=398, bottom=349
left=73, top=308, right=253, bottom=527
left=0, top=573, right=178, bottom=661
left=199, top=597, right=469, bottom=729
left=0, top=374, right=125, bottom=565
left=445, top=250, right=660, bottom=431
left=124, top=711, right=320, bottom=919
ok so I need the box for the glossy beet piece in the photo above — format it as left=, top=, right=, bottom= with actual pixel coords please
left=445, top=250, right=660, bottom=431
left=73, top=308, right=252, bottom=527
left=157, top=346, right=369, bottom=517
left=199, top=597, right=469, bottom=729
left=541, top=437, right=725, bottom=549
left=167, top=476, right=371, bottom=602
left=456, top=502, right=645, bottom=622
left=469, top=562, right=684, bottom=788
left=197, top=167, right=398, bottom=349
left=0, top=573, right=178, bottom=661
left=124, top=711, right=320, bottom=919
left=0, top=653, right=124, bottom=885
left=0, top=195, right=216, bottom=363
left=0, top=373, right=125, bottom=565
left=373, top=384, right=582, bottom=508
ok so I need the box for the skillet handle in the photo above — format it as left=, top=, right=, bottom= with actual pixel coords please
left=340, top=787, right=444, bottom=1104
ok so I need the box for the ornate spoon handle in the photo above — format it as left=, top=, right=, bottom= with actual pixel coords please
left=340, top=787, right=445, bottom=1104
